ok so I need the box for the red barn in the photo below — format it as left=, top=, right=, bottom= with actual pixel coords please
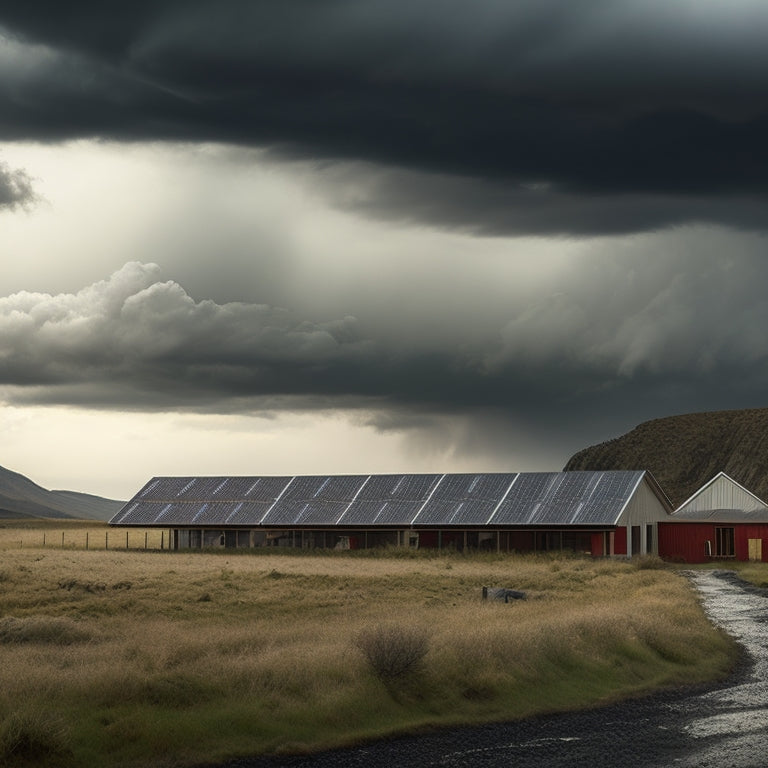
left=658, top=472, right=768, bottom=563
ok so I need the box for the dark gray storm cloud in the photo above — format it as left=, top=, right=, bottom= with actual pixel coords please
left=2, top=1, right=768, bottom=234
left=2, top=260, right=768, bottom=449
left=0, top=158, right=35, bottom=209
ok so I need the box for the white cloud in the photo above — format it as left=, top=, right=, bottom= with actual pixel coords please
left=0, top=262, right=368, bottom=406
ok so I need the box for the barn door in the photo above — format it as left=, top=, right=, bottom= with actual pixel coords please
left=748, top=539, right=762, bottom=561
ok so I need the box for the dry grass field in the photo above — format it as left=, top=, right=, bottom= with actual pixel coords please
left=0, top=521, right=739, bottom=768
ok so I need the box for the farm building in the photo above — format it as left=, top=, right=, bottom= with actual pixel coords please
left=110, top=470, right=672, bottom=556
left=658, top=472, right=768, bottom=563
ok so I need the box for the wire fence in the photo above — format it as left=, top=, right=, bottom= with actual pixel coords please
left=0, top=526, right=167, bottom=551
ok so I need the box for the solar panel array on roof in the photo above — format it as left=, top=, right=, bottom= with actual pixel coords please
left=111, top=471, right=650, bottom=528
left=490, top=471, right=643, bottom=526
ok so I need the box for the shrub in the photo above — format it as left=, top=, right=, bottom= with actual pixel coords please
left=354, top=624, right=430, bottom=682
left=0, top=616, right=93, bottom=645
left=633, top=555, right=667, bottom=571
left=0, top=709, right=71, bottom=766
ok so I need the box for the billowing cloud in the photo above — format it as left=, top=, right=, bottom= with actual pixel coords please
left=2, top=259, right=768, bottom=445
left=0, top=158, right=35, bottom=209
left=2, top=2, right=768, bottom=234
left=0, top=262, right=371, bottom=408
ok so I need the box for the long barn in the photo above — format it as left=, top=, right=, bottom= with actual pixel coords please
left=110, top=470, right=672, bottom=556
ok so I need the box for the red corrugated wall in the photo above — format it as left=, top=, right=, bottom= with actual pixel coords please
left=736, top=525, right=768, bottom=561
left=658, top=522, right=711, bottom=563
left=659, top=522, right=768, bottom=563
left=614, top=527, right=627, bottom=555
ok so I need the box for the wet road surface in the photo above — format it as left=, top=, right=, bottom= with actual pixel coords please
left=221, top=570, right=768, bottom=768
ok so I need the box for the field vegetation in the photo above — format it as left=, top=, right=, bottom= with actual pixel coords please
left=0, top=520, right=740, bottom=768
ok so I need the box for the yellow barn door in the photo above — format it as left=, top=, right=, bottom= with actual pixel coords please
left=748, top=538, right=762, bottom=562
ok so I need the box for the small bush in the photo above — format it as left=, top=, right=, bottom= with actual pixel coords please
left=355, top=624, right=430, bottom=681
left=0, top=617, right=94, bottom=645
left=58, top=579, right=106, bottom=593
left=0, top=709, right=71, bottom=765
left=634, top=555, right=667, bottom=571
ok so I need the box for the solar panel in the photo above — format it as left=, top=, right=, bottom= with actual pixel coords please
left=138, top=477, right=195, bottom=500
left=259, top=475, right=367, bottom=525
left=341, top=500, right=422, bottom=526
left=230, top=476, right=294, bottom=503
left=491, top=471, right=643, bottom=526
left=575, top=471, right=642, bottom=524
left=134, top=476, right=293, bottom=503
left=340, top=474, right=442, bottom=525
left=489, top=473, right=551, bottom=525
left=415, top=473, right=518, bottom=525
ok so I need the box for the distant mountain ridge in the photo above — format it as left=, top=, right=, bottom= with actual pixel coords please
left=0, top=464, right=125, bottom=521
left=564, top=407, right=768, bottom=508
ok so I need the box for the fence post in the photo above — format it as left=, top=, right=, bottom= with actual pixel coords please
left=145, top=532, right=148, bottom=550
left=161, top=531, right=164, bottom=550
left=43, top=532, right=46, bottom=547
left=86, top=532, right=89, bottom=551
left=126, top=531, right=129, bottom=550
left=62, top=532, right=65, bottom=548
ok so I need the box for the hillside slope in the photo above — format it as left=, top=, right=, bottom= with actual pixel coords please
left=0, top=464, right=125, bottom=521
left=564, top=408, right=768, bottom=507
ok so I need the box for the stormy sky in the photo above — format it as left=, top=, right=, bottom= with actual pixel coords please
left=1, top=1, right=767, bottom=498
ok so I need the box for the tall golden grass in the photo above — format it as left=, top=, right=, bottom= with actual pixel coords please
left=0, top=528, right=739, bottom=768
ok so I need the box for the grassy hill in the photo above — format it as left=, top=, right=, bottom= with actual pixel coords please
left=564, top=407, right=768, bottom=507
left=0, top=463, right=125, bottom=521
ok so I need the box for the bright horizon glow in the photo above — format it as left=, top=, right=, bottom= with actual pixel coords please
left=0, top=403, right=567, bottom=500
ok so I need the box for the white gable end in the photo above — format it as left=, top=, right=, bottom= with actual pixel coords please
left=675, top=472, right=767, bottom=515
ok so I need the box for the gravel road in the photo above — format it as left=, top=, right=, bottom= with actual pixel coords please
left=217, top=570, right=768, bottom=768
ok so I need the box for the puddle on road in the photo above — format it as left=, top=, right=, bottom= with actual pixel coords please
left=681, top=572, right=768, bottom=743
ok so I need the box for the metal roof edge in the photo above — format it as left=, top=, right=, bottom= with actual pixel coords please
left=641, top=470, right=674, bottom=513
left=611, top=470, right=672, bottom=526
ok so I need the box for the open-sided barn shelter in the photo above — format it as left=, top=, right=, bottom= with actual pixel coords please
left=658, top=472, right=768, bottom=563
left=111, top=470, right=672, bottom=557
